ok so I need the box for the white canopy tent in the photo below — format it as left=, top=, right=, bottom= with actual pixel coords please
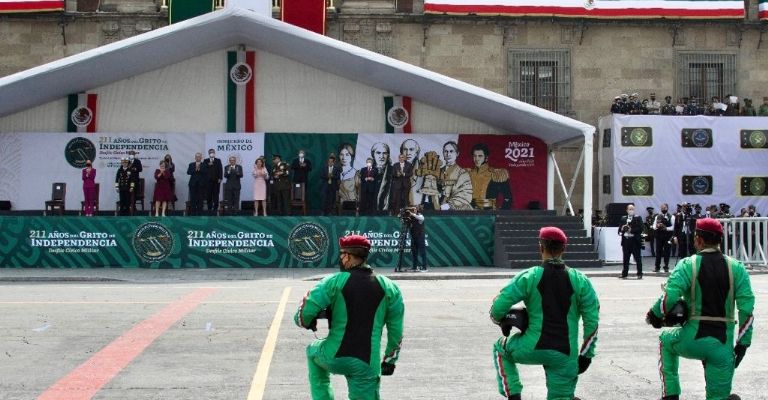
left=0, top=7, right=595, bottom=232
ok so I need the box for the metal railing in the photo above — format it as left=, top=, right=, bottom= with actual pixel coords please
left=720, top=217, right=768, bottom=268
left=270, top=0, right=337, bottom=8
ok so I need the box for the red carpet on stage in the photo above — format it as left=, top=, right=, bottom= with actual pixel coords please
left=281, top=0, right=326, bottom=35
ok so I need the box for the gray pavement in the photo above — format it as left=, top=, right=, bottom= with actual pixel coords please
left=0, top=260, right=766, bottom=399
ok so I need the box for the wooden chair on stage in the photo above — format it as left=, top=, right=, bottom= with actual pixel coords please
left=79, top=183, right=100, bottom=216
left=44, top=182, right=67, bottom=216
left=132, top=178, right=145, bottom=214
left=290, top=183, right=307, bottom=216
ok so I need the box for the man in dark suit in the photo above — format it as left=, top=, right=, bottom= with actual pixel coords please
left=359, top=157, right=379, bottom=216
left=187, top=152, right=208, bottom=216
left=389, top=153, right=413, bottom=215
left=291, top=149, right=312, bottom=185
left=320, top=154, right=342, bottom=215
left=205, top=148, right=223, bottom=214
left=618, top=203, right=645, bottom=279
left=223, top=156, right=243, bottom=214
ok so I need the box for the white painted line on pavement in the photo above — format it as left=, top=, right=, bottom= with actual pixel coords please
left=247, top=286, right=292, bottom=400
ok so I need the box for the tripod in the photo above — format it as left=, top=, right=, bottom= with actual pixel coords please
left=395, top=218, right=411, bottom=272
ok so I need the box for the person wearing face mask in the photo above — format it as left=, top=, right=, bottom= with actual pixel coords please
left=204, top=149, right=223, bottom=214
left=115, top=157, right=136, bottom=216
left=653, top=203, right=675, bottom=273
left=291, top=149, right=312, bottom=186
left=223, top=156, right=243, bottom=214
left=82, top=159, right=97, bottom=216
left=618, top=203, right=644, bottom=279
left=187, top=152, right=208, bottom=216
left=127, top=150, right=143, bottom=176
left=358, top=157, right=379, bottom=216
left=163, top=154, right=177, bottom=205
left=295, top=234, right=404, bottom=400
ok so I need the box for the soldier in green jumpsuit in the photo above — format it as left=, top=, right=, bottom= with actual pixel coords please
left=295, top=234, right=405, bottom=400
left=491, top=227, right=600, bottom=400
left=646, top=218, right=754, bottom=400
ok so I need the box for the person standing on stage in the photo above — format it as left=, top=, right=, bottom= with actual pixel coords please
left=491, top=226, right=599, bottom=400
left=389, top=153, right=412, bottom=215
left=163, top=154, right=177, bottom=205
left=295, top=234, right=404, bottom=400
left=358, top=157, right=379, bottom=216
left=653, top=203, right=675, bottom=273
left=152, top=160, right=174, bottom=217
left=618, top=203, right=644, bottom=279
left=320, top=154, right=342, bottom=216
left=291, top=149, right=312, bottom=186
left=127, top=150, right=142, bottom=176
left=405, top=205, right=427, bottom=271
left=115, top=157, right=136, bottom=216
left=187, top=152, right=207, bottom=216
left=82, top=159, right=96, bottom=216
left=204, top=149, right=223, bottom=214
left=271, top=154, right=291, bottom=215
left=645, top=218, right=754, bottom=400
left=252, top=157, right=269, bottom=216
left=223, top=156, right=243, bottom=214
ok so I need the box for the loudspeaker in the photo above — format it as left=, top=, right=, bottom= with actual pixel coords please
left=0, top=201, right=10, bottom=210
left=605, top=202, right=632, bottom=226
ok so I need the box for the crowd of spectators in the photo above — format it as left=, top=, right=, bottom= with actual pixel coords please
left=609, top=92, right=768, bottom=116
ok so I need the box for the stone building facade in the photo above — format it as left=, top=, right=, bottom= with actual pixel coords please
left=2, top=0, right=766, bottom=213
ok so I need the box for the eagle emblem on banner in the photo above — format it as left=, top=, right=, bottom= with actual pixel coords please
left=229, top=62, right=253, bottom=86
left=387, top=106, right=410, bottom=129
left=70, top=106, right=93, bottom=128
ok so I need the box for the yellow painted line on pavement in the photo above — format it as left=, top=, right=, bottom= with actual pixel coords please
left=247, top=286, right=292, bottom=400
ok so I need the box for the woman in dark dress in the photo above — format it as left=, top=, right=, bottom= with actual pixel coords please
left=153, top=160, right=174, bottom=217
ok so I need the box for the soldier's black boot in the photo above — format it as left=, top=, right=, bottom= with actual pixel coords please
left=661, top=396, right=679, bottom=400
left=727, top=394, right=741, bottom=400
left=507, top=395, right=521, bottom=400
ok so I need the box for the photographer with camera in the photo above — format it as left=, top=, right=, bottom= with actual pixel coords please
left=618, top=204, right=645, bottom=279
left=653, top=203, right=675, bottom=273
left=404, top=205, right=427, bottom=272
left=674, top=203, right=697, bottom=259
left=491, top=227, right=599, bottom=400
left=294, top=234, right=405, bottom=400
left=645, top=218, right=754, bottom=400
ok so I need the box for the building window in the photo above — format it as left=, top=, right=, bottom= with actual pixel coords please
left=676, top=52, right=736, bottom=101
left=508, top=49, right=571, bottom=114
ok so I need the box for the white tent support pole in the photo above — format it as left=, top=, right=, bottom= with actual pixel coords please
left=547, top=147, right=555, bottom=211
left=550, top=151, right=572, bottom=216
left=562, top=144, right=585, bottom=217
left=582, top=128, right=594, bottom=238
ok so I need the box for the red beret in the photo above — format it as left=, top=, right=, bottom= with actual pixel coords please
left=539, top=226, right=567, bottom=244
left=339, top=234, right=371, bottom=251
left=696, top=218, right=723, bottom=236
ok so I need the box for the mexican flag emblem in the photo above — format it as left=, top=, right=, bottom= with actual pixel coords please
left=384, top=95, right=412, bottom=134
left=227, top=49, right=256, bottom=133
left=67, top=92, right=97, bottom=133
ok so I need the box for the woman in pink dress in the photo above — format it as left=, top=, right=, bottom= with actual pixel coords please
left=252, top=157, right=269, bottom=216
left=153, top=160, right=174, bottom=216
left=82, top=160, right=96, bottom=216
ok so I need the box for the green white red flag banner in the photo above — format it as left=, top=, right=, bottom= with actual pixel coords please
left=0, top=0, right=63, bottom=13
left=384, top=96, right=412, bottom=134
left=424, top=0, right=744, bottom=19
left=67, top=92, right=97, bottom=133
left=760, top=0, right=768, bottom=19
left=227, top=50, right=256, bottom=133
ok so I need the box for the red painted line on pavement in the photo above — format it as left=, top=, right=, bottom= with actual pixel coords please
left=37, top=287, right=217, bottom=400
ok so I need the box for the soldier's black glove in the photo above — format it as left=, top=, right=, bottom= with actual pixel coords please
left=500, top=319, right=513, bottom=337
left=578, top=356, right=592, bottom=374
left=734, top=344, right=748, bottom=368
left=306, top=318, right=318, bottom=332
left=645, top=310, right=663, bottom=329
left=380, top=362, right=396, bottom=376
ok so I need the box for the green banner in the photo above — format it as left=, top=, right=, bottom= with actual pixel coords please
left=168, top=0, right=215, bottom=24
left=0, top=216, right=493, bottom=268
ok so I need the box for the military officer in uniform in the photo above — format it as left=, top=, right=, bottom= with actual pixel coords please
left=271, top=154, right=291, bottom=215
left=619, top=204, right=644, bottom=279
left=645, top=218, right=754, bottom=400
left=619, top=93, right=629, bottom=114
left=468, top=143, right=512, bottom=209
left=610, top=96, right=623, bottom=113
left=653, top=203, right=675, bottom=273
left=645, top=206, right=656, bottom=257
left=115, top=157, right=136, bottom=216
left=742, top=98, right=757, bottom=116
left=759, top=97, right=768, bottom=116
left=661, top=96, right=676, bottom=115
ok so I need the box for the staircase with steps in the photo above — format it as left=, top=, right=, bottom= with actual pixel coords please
left=493, top=210, right=603, bottom=269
